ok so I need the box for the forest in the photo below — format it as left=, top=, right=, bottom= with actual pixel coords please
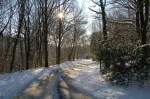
left=0, top=0, right=150, bottom=99
left=0, top=0, right=89, bottom=72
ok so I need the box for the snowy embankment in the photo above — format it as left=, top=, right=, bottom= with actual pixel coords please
left=0, top=60, right=86, bottom=99
left=64, top=61, right=150, bottom=99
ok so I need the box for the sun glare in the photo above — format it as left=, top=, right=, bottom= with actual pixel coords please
left=86, top=30, right=92, bottom=35
left=58, top=13, right=64, bottom=19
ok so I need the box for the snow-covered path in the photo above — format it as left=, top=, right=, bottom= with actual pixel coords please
left=0, top=68, right=50, bottom=99
left=62, top=60, right=150, bottom=99
left=0, top=60, right=85, bottom=99
left=1, top=59, right=150, bottom=99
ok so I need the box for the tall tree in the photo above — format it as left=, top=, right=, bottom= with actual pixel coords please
left=43, top=0, right=49, bottom=67
left=90, top=0, right=107, bottom=40
left=24, top=0, right=31, bottom=69
left=138, top=0, right=149, bottom=45
left=10, top=0, right=26, bottom=72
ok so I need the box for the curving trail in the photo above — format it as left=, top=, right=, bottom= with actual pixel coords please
left=13, top=60, right=94, bottom=99
left=13, top=60, right=150, bottom=99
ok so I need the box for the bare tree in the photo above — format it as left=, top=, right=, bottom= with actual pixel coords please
left=10, top=0, right=26, bottom=72
left=90, top=0, right=107, bottom=40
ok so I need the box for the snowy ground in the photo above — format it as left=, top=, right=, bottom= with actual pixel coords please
left=1, top=59, right=150, bottom=99
left=0, top=60, right=84, bottom=99
left=62, top=60, right=150, bottom=99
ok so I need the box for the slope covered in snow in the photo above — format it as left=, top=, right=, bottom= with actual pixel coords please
left=63, top=60, right=150, bottom=99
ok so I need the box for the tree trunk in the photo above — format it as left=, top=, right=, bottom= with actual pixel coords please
left=56, top=19, right=62, bottom=64
left=43, top=0, right=48, bottom=67
left=137, top=0, right=149, bottom=45
left=10, top=0, right=25, bottom=72
left=136, top=3, right=140, bottom=40
left=25, top=0, right=31, bottom=69
left=142, top=0, right=149, bottom=45
left=100, top=0, right=107, bottom=40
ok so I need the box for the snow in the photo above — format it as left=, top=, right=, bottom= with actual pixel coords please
left=0, top=68, right=51, bottom=99
left=65, top=60, right=150, bottom=99
left=0, top=60, right=85, bottom=99
left=0, top=59, right=150, bottom=99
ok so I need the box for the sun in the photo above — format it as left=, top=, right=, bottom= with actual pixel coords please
left=86, top=30, right=92, bottom=35
left=57, top=13, right=64, bottom=19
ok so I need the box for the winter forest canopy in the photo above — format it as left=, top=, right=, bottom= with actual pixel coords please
left=0, top=0, right=150, bottom=89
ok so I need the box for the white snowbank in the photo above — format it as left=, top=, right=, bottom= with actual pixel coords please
left=70, top=60, right=150, bottom=99
left=0, top=68, right=50, bottom=99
